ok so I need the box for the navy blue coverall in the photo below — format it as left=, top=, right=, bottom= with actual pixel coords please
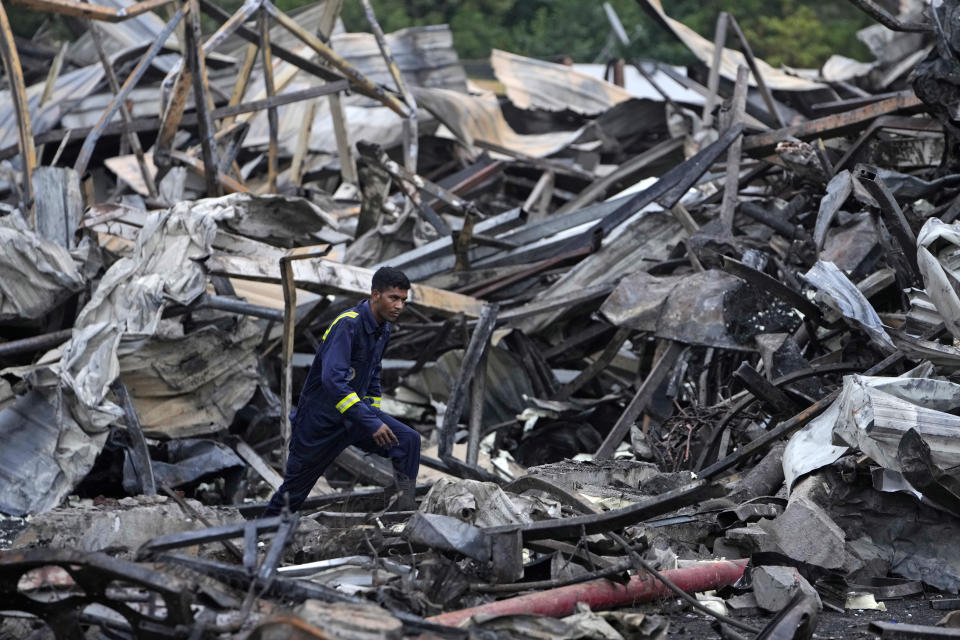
left=263, top=300, right=421, bottom=515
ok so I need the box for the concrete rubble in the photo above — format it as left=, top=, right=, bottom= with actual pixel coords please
left=2, top=0, right=960, bottom=637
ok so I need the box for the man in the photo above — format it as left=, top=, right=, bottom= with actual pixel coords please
left=263, top=266, right=421, bottom=516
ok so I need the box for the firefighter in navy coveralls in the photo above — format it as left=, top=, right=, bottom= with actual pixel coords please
left=264, top=267, right=421, bottom=515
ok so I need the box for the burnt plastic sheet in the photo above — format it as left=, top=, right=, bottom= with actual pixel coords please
left=122, top=438, right=245, bottom=495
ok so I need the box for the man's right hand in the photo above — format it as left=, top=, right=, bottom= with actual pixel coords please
left=372, top=423, right=399, bottom=448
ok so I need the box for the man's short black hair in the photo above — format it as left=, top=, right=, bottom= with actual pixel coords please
left=372, top=266, right=410, bottom=292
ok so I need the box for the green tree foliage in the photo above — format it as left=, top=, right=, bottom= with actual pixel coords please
left=339, top=0, right=876, bottom=68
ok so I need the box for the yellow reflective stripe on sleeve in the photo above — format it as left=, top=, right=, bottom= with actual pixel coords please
left=322, top=311, right=359, bottom=341
left=336, top=392, right=361, bottom=413
left=365, top=395, right=382, bottom=408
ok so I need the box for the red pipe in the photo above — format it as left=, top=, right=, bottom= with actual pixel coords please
left=427, top=559, right=749, bottom=627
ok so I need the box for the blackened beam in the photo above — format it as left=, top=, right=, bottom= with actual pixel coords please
left=742, top=91, right=924, bottom=155
left=483, top=480, right=720, bottom=541
left=110, top=379, right=156, bottom=495
left=594, top=341, right=685, bottom=460
left=137, top=516, right=285, bottom=556
left=438, top=303, right=498, bottom=458
left=589, top=124, right=744, bottom=239
left=720, top=256, right=822, bottom=323
left=0, top=80, right=352, bottom=163
left=235, top=483, right=434, bottom=518
left=855, top=164, right=922, bottom=283
left=0, top=328, right=72, bottom=358
left=738, top=201, right=806, bottom=240
left=733, top=362, right=800, bottom=415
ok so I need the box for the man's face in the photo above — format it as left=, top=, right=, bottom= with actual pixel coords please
left=371, top=287, right=408, bottom=324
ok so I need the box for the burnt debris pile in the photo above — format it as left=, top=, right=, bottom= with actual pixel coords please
left=2, top=0, right=960, bottom=638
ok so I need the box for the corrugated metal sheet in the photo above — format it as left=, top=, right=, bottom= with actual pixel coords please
left=492, top=49, right=632, bottom=114
left=642, top=0, right=825, bottom=91
left=414, top=87, right=585, bottom=158
left=0, top=64, right=104, bottom=149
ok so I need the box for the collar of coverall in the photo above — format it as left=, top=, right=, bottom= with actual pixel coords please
left=359, top=299, right=385, bottom=334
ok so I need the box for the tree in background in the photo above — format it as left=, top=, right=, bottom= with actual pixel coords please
left=339, top=0, right=876, bottom=68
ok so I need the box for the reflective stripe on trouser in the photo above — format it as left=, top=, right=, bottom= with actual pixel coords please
left=364, top=395, right=381, bottom=408
left=263, top=413, right=421, bottom=516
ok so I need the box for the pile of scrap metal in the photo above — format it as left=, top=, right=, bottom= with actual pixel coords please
left=5, top=0, right=960, bottom=636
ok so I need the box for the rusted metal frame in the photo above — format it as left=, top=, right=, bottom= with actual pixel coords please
left=594, top=340, right=685, bottom=460
left=329, top=91, right=359, bottom=186
left=733, top=362, right=799, bottom=415
left=258, top=8, right=279, bottom=192
left=378, top=154, right=473, bottom=216
left=719, top=65, right=749, bottom=235
left=279, top=257, right=297, bottom=471
left=215, top=80, right=351, bottom=120
left=109, top=379, right=156, bottom=495
left=846, top=0, right=932, bottom=32
left=222, top=42, right=258, bottom=128
left=360, top=0, right=418, bottom=172
left=702, top=11, right=729, bottom=129
left=7, top=0, right=174, bottom=21
left=484, top=480, right=719, bottom=541
left=554, top=327, right=631, bottom=401
left=832, top=115, right=941, bottom=172
left=263, top=1, right=408, bottom=117
left=700, top=391, right=838, bottom=480
left=170, top=149, right=248, bottom=192
left=0, top=549, right=194, bottom=638
left=453, top=209, right=476, bottom=271
left=152, top=0, right=258, bottom=176
left=721, top=256, right=823, bottom=323
left=856, top=164, right=922, bottom=283
left=74, top=4, right=185, bottom=177
left=290, top=98, right=317, bottom=187
left=725, top=13, right=785, bottom=127
left=438, top=303, right=499, bottom=459
left=185, top=0, right=220, bottom=196
left=33, top=42, right=70, bottom=161
left=215, top=121, right=250, bottom=176
left=277, top=249, right=332, bottom=469
left=197, top=0, right=349, bottom=87
left=38, top=42, right=67, bottom=108
left=743, top=91, right=925, bottom=155
left=88, top=22, right=158, bottom=199
left=0, top=1, right=36, bottom=222
left=591, top=123, right=744, bottom=239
